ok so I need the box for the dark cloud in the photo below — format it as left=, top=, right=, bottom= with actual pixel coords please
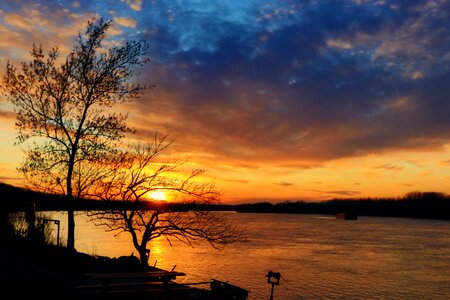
left=276, top=182, right=295, bottom=187
left=130, top=0, right=450, bottom=165
left=373, top=164, right=404, bottom=171
left=305, top=189, right=361, bottom=196
left=325, top=190, right=361, bottom=196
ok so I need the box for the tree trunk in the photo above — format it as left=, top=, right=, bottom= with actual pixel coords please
left=138, top=246, right=150, bottom=268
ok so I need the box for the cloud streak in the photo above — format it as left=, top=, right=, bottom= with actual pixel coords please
left=276, top=182, right=295, bottom=187
left=305, top=189, right=361, bottom=196
left=0, top=109, right=15, bottom=119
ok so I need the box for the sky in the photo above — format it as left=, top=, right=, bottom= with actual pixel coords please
left=0, top=0, right=450, bottom=203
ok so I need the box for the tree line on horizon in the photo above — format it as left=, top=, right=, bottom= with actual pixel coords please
left=236, top=191, right=450, bottom=220
left=2, top=182, right=449, bottom=220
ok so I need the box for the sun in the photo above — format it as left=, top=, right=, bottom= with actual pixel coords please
left=146, top=190, right=167, bottom=201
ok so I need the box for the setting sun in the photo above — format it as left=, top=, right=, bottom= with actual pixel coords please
left=146, top=190, right=167, bottom=201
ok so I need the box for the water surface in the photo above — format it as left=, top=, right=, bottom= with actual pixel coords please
left=48, top=212, right=450, bottom=299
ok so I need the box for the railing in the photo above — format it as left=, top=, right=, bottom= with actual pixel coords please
left=76, top=270, right=187, bottom=294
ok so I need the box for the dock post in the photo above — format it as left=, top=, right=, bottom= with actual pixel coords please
left=266, top=271, right=281, bottom=300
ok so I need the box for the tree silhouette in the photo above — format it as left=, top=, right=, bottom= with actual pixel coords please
left=2, top=18, right=149, bottom=252
left=87, top=135, right=245, bottom=267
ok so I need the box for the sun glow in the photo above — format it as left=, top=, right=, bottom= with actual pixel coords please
left=146, top=190, right=167, bottom=201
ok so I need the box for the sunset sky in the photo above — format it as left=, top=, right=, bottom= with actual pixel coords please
left=1, top=0, right=450, bottom=203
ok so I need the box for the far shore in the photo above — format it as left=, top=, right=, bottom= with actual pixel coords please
left=1, top=182, right=449, bottom=220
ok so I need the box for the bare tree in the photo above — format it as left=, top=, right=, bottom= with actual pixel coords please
left=2, top=18, right=149, bottom=252
left=88, top=135, right=245, bottom=267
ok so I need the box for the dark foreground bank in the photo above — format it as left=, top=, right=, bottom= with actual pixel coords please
left=0, top=235, right=247, bottom=299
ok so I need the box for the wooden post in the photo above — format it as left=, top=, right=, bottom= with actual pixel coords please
left=25, top=200, right=36, bottom=240
left=266, top=271, right=281, bottom=300
left=55, top=220, right=60, bottom=246
left=270, top=282, right=275, bottom=300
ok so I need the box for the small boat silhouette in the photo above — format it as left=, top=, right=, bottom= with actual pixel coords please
left=336, top=213, right=358, bottom=220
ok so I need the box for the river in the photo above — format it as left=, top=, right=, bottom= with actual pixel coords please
left=44, top=212, right=450, bottom=299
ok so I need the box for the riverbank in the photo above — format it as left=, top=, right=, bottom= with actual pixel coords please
left=0, top=236, right=220, bottom=299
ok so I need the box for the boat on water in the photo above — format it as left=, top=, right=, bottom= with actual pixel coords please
left=336, top=213, right=358, bottom=220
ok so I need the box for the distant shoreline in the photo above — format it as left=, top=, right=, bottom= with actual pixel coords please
left=234, top=195, right=450, bottom=221
left=2, top=182, right=449, bottom=221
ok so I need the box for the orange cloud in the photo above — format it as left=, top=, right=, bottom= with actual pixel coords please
left=122, top=0, right=142, bottom=12
left=114, top=17, right=137, bottom=28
